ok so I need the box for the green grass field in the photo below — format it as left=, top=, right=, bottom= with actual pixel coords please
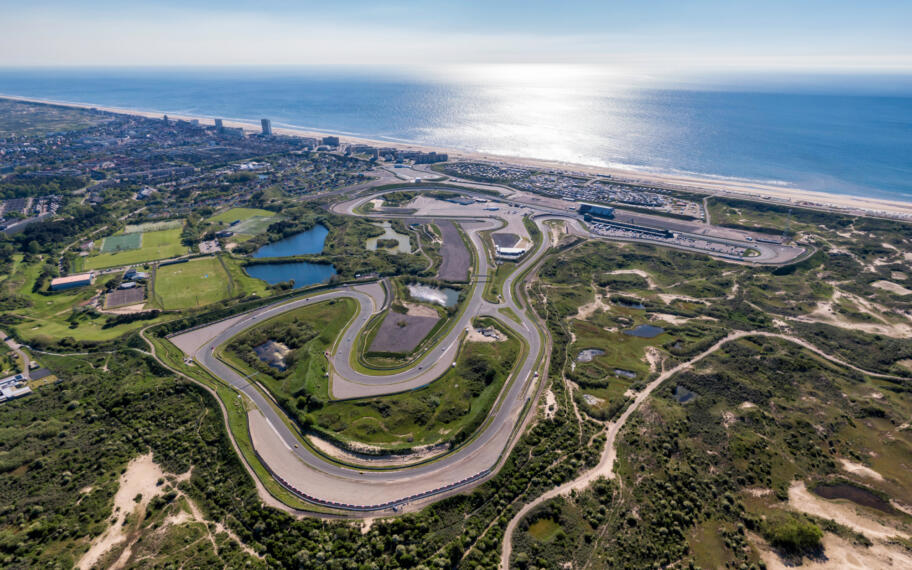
left=208, top=207, right=275, bottom=224
left=153, top=257, right=231, bottom=310
left=220, top=256, right=270, bottom=299
left=484, top=261, right=518, bottom=302
left=314, top=318, right=522, bottom=450
left=207, top=207, right=278, bottom=240
left=79, top=229, right=187, bottom=270
left=528, top=518, right=563, bottom=542
left=220, top=299, right=357, bottom=404
left=0, top=256, right=169, bottom=342
left=123, top=219, right=184, bottom=234
left=99, top=232, right=141, bottom=253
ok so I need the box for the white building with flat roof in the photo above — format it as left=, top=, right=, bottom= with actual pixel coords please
left=50, top=272, right=94, bottom=291
left=495, top=246, right=527, bottom=260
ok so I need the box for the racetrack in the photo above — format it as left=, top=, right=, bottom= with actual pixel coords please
left=169, top=202, right=552, bottom=512
left=165, top=182, right=805, bottom=514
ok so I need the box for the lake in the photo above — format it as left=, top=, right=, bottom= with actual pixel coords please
left=253, top=224, right=328, bottom=258
left=245, top=261, right=336, bottom=288
left=408, top=284, right=459, bottom=307
left=366, top=221, right=411, bottom=253
left=623, top=324, right=665, bottom=338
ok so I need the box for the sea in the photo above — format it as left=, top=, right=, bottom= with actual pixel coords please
left=1, top=66, right=911, bottom=201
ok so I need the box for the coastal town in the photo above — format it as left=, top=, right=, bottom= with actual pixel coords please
left=2, top=96, right=912, bottom=569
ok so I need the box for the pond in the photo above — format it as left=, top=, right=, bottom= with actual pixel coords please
left=614, top=368, right=637, bottom=379
left=615, top=299, right=646, bottom=309
left=245, top=261, right=336, bottom=288
left=366, top=221, right=411, bottom=254
left=254, top=340, right=290, bottom=371
left=253, top=224, right=329, bottom=258
left=812, top=483, right=895, bottom=514
left=623, top=324, right=665, bottom=338
left=672, top=385, right=697, bottom=404
left=576, top=348, right=605, bottom=362
left=408, top=284, right=459, bottom=307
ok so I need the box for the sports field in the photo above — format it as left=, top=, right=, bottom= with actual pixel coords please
left=232, top=216, right=277, bottom=235
left=208, top=207, right=277, bottom=238
left=100, top=232, right=141, bottom=253
left=208, top=207, right=275, bottom=224
left=123, top=219, right=184, bottom=234
left=153, top=256, right=231, bottom=309
left=80, top=228, right=187, bottom=270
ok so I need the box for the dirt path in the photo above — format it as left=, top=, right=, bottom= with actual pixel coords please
left=788, top=481, right=909, bottom=541
left=77, top=454, right=169, bottom=570
left=499, top=329, right=903, bottom=568
left=606, top=269, right=657, bottom=290
left=755, top=532, right=912, bottom=570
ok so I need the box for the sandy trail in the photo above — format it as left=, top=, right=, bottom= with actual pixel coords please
left=872, top=280, right=912, bottom=296
left=755, top=532, right=912, bottom=570
left=788, top=481, right=909, bottom=541
left=838, top=458, right=884, bottom=481
left=500, top=330, right=905, bottom=568
left=78, top=453, right=260, bottom=568
left=78, top=454, right=168, bottom=570
left=571, top=288, right=612, bottom=320
left=649, top=312, right=690, bottom=325
left=792, top=290, right=912, bottom=338
left=606, top=269, right=658, bottom=290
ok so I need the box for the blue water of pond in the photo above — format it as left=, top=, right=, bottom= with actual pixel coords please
left=673, top=385, right=697, bottom=404
left=623, top=324, right=665, bottom=338
left=576, top=348, right=605, bottom=362
left=253, top=225, right=329, bottom=258
left=408, top=284, right=460, bottom=307
left=245, top=262, right=336, bottom=288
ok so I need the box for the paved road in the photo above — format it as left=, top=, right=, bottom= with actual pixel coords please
left=336, top=186, right=806, bottom=265
left=170, top=200, right=553, bottom=511
left=168, top=178, right=809, bottom=514
left=167, top=179, right=812, bottom=513
left=0, top=328, right=31, bottom=379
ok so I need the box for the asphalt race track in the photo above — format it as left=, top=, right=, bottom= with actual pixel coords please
left=169, top=201, right=554, bottom=512
left=168, top=185, right=805, bottom=513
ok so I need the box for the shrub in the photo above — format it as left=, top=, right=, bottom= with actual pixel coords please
left=763, top=513, right=823, bottom=554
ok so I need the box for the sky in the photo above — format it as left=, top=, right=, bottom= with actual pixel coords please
left=2, top=0, right=911, bottom=72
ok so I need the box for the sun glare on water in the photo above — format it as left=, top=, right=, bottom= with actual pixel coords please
left=419, top=64, right=655, bottom=167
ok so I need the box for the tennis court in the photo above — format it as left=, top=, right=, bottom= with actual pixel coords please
left=100, top=233, right=141, bottom=253
left=104, top=286, right=146, bottom=308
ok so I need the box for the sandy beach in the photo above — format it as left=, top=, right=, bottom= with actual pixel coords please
left=4, top=93, right=912, bottom=219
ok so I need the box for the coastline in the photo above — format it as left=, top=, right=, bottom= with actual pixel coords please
left=3, top=93, right=912, bottom=219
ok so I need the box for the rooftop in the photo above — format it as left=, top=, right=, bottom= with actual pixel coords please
left=50, top=272, right=94, bottom=285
